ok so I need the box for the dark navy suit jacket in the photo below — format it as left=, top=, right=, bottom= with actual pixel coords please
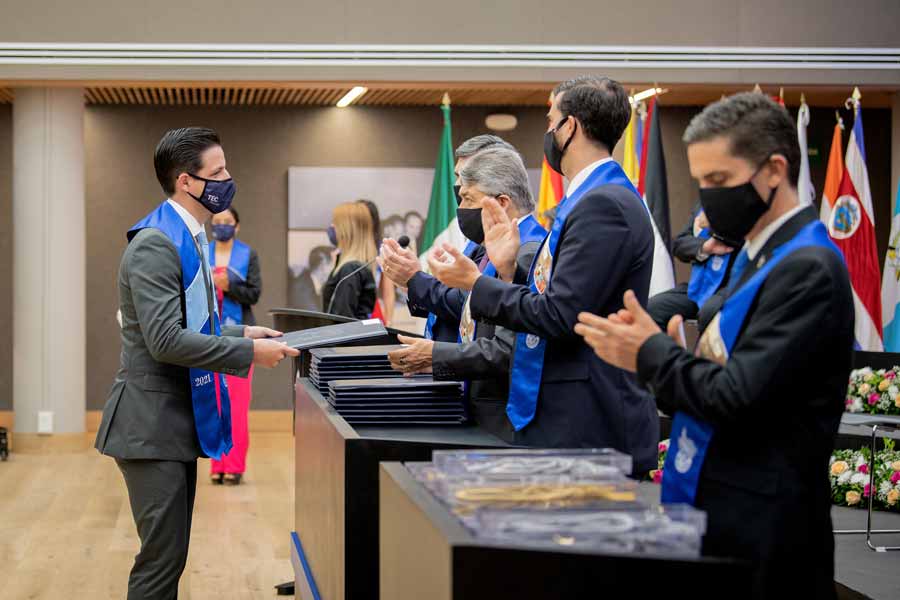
left=469, top=183, right=659, bottom=474
left=407, top=244, right=485, bottom=343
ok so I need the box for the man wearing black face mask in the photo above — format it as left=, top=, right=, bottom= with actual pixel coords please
left=95, top=127, right=298, bottom=599
left=426, top=76, right=659, bottom=475
left=575, top=93, right=854, bottom=599
left=387, top=147, right=546, bottom=439
left=379, top=135, right=514, bottom=343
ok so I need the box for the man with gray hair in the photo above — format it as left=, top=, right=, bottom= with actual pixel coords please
left=380, top=135, right=514, bottom=343
left=386, top=147, right=546, bottom=439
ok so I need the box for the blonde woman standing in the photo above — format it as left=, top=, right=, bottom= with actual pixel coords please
left=322, top=202, right=377, bottom=319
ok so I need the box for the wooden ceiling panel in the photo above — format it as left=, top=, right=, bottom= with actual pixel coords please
left=1, top=83, right=896, bottom=108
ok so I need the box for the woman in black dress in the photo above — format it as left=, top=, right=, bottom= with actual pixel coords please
left=322, top=201, right=377, bottom=319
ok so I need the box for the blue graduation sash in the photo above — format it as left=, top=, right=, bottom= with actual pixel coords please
left=128, top=201, right=233, bottom=460
left=686, top=228, right=732, bottom=307
left=424, top=239, right=479, bottom=340
left=210, top=238, right=251, bottom=327
left=662, top=219, right=841, bottom=504
left=507, top=160, right=640, bottom=431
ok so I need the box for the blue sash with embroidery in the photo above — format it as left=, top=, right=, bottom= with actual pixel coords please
left=424, top=240, right=479, bottom=340
left=663, top=220, right=841, bottom=503
left=507, top=161, right=640, bottom=431
left=686, top=228, right=732, bottom=307
left=210, top=238, right=251, bottom=327
left=128, top=201, right=233, bottom=459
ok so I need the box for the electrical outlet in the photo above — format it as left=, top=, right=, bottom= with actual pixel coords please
left=38, top=411, right=53, bottom=434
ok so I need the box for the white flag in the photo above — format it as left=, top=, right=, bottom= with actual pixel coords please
left=797, top=102, right=815, bottom=205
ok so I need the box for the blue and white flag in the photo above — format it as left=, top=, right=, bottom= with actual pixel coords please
left=881, top=182, right=900, bottom=351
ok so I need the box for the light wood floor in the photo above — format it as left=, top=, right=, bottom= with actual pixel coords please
left=0, top=433, right=295, bottom=599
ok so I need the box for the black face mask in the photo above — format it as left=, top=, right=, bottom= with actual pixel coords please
left=457, top=207, right=484, bottom=244
left=543, top=116, right=576, bottom=174
left=699, top=161, right=778, bottom=243
left=453, top=184, right=463, bottom=206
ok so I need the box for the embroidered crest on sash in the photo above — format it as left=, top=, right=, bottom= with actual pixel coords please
left=459, top=295, right=475, bottom=344
left=673, top=428, right=698, bottom=474
left=696, top=312, right=729, bottom=366
left=533, top=242, right=553, bottom=294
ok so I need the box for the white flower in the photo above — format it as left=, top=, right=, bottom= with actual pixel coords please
left=838, top=470, right=853, bottom=485
left=829, top=456, right=836, bottom=465
left=850, top=472, right=868, bottom=486
left=888, top=385, right=898, bottom=397
left=851, top=398, right=864, bottom=413
left=856, top=454, right=868, bottom=467
left=880, top=481, right=893, bottom=495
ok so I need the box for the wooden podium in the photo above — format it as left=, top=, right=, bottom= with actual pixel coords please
left=291, top=380, right=510, bottom=600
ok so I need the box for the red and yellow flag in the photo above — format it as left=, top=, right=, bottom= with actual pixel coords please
left=536, top=158, right=564, bottom=227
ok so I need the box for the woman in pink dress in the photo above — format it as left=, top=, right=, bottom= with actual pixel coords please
left=208, top=206, right=262, bottom=485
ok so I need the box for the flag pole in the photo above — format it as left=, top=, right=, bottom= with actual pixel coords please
left=846, top=86, right=861, bottom=115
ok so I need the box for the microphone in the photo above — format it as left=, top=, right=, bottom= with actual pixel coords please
left=326, top=235, right=410, bottom=315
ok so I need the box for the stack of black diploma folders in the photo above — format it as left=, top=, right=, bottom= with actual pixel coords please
left=309, top=345, right=468, bottom=425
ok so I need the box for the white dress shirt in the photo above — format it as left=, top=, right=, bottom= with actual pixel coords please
left=564, top=157, right=614, bottom=200
left=166, top=199, right=215, bottom=292
left=745, top=204, right=806, bottom=261
left=167, top=198, right=204, bottom=238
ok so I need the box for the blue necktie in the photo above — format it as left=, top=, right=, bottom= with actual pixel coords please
left=727, top=248, right=750, bottom=292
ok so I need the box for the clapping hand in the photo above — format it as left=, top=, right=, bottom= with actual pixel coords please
left=482, top=198, right=520, bottom=282
left=574, top=290, right=686, bottom=372
left=378, top=238, right=421, bottom=286
left=426, top=244, right=481, bottom=291
left=701, top=237, right=734, bottom=256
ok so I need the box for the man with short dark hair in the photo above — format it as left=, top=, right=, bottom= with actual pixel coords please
left=427, top=76, right=659, bottom=473
left=575, top=93, right=853, bottom=599
left=95, top=127, right=298, bottom=599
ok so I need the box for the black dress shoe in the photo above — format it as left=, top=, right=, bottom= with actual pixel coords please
left=223, top=473, right=243, bottom=485
left=210, top=473, right=224, bottom=485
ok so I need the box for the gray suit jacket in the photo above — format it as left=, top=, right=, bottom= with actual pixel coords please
left=95, top=228, right=254, bottom=461
left=431, top=239, right=541, bottom=440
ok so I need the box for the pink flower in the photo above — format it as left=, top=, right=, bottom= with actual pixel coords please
left=891, top=471, right=900, bottom=485
left=651, top=469, right=663, bottom=484
left=658, top=442, right=668, bottom=453
left=858, top=464, right=869, bottom=474
left=868, top=393, right=880, bottom=405
left=887, top=371, right=896, bottom=380
left=846, top=398, right=853, bottom=406
left=864, top=484, right=871, bottom=498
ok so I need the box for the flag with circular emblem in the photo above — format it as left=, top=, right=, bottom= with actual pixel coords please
left=826, top=101, right=882, bottom=351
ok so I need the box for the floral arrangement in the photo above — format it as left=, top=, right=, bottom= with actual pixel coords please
left=649, top=439, right=668, bottom=484
left=829, top=440, right=900, bottom=511
left=845, top=366, right=900, bottom=415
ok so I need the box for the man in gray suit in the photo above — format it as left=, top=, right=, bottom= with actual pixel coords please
left=383, top=147, right=547, bottom=441
left=95, top=127, right=298, bottom=600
